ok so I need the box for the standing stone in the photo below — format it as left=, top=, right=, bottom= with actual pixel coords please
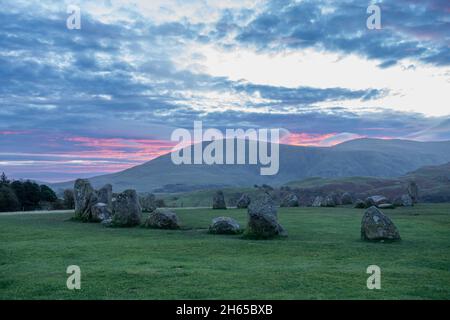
left=407, top=181, right=419, bottom=204
left=365, top=195, right=389, bottom=208
left=245, top=193, right=286, bottom=238
left=213, top=190, right=227, bottom=209
left=324, top=195, right=336, bottom=207
left=111, top=189, right=142, bottom=227
left=361, top=206, right=401, bottom=241
left=140, top=193, right=157, bottom=212
left=280, top=193, right=299, bottom=207
left=209, top=217, right=241, bottom=234
left=236, top=194, right=251, bottom=209
left=74, top=179, right=98, bottom=222
left=312, top=196, right=324, bottom=207
left=97, top=184, right=112, bottom=210
left=143, top=208, right=180, bottom=229
left=394, top=194, right=413, bottom=207
left=91, top=203, right=111, bottom=222
left=341, top=192, right=354, bottom=205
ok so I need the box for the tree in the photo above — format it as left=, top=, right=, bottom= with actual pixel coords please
left=11, top=180, right=41, bottom=210
left=63, top=189, right=75, bottom=209
left=0, top=185, right=20, bottom=212
left=22, top=181, right=41, bottom=210
left=10, top=181, right=25, bottom=210
left=39, top=185, right=57, bottom=202
left=0, top=172, right=10, bottom=186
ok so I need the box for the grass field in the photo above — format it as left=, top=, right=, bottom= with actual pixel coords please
left=0, top=204, right=449, bottom=299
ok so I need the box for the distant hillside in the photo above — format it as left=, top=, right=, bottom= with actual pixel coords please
left=50, top=138, right=450, bottom=193
left=284, top=162, right=450, bottom=203
left=161, top=162, right=450, bottom=207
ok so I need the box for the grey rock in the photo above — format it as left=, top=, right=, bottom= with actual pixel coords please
left=324, top=195, right=336, bottom=207
left=97, top=184, right=112, bottom=210
left=394, top=194, right=413, bottom=207
left=91, top=203, right=111, bottom=222
left=280, top=193, right=299, bottom=207
left=312, top=195, right=335, bottom=207
left=140, top=193, right=157, bottom=212
left=212, top=190, right=227, bottom=209
left=407, top=181, right=419, bottom=204
left=361, top=206, right=401, bottom=241
left=248, top=193, right=277, bottom=217
left=245, top=193, right=286, bottom=238
left=143, top=208, right=180, bottom=229
left=236, top=194, right=251, bottom=209
left=101, top=218, right=113, bottom=227
left=73, top=179, right=99, bottom=222
left=312, top=196, right=324, bottom=207
left=365, top=195, right=389, bottom=208
left=209, top=217, right=241, bottom=234
left=111, top=189, right=142, bottom=227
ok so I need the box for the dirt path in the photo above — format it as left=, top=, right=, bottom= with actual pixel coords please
left=0, top=210, right=73, bottom=216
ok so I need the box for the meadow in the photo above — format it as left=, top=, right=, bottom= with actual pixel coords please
left=0, top=204, right=449, bottom=299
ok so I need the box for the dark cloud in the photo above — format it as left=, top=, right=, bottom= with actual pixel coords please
left=232, top=0, right=450, bottom=67
left=0, top=1, right=448, bottom=181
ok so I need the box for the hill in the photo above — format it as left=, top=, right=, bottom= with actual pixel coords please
left=50, top=138, right=450, bottom=193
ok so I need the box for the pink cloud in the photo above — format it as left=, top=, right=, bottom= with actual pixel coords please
left=0, top=130, right=31, bottom=135
left=281, top=132, right=367, bottom=147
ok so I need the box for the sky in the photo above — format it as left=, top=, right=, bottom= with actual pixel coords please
left=0, top=0, right=449, bottom=182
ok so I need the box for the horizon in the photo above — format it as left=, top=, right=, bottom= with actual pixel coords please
left=5, top=136, right=450, bottom=184
left=1, top=0, right=449, bottom=182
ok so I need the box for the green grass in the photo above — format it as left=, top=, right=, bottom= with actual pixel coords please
left=0, top=204, right=449, bottom=299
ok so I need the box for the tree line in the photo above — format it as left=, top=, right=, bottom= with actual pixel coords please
left=0, top=172, right=75, bottom=212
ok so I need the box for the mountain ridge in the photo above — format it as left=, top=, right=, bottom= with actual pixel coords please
left=50, top=138, right=450, bottom=192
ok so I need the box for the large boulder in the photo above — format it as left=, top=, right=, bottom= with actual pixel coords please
left=73, top=179, right=99, bottom=222
left=407, top=181, right=419, bottom=204
left=312, top=196, right=324, bottom=207
left=365, top=195, right=389, bottom=208
left=143, top=208, right=180, bottom=229
left=324, top=195, right=336, bottom=207
left=245, top=193, right=286, bottom=238
left=280, top=193, right=299, bottom=207
left=236, top=194, right=251, bottom=209
left=140, top=193, right=157, bottom=212
left=91, top=203, right=111, bottom=222
left=209, top=217, right=241, bottom=234
left=341, top=192, right=354, bottom=205
left=394, top=194, right=413, bottom=207
left=97, top=184, right=112, bottom=210
left=111, top=189, right=142, bottom=227
left=361, top=206, right=401, bottom=241
left=212, top=190, right=227, bottom=209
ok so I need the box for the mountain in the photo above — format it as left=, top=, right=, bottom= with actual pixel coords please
left=50, top=138, right=450, bottom=193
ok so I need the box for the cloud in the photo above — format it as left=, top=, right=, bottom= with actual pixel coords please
left=232, top=0, right=450, bottom=67
left=0, top=0, right=448, bottom=181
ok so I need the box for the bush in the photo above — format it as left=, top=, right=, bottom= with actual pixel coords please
left=0, top=185, right=21, bottom=212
